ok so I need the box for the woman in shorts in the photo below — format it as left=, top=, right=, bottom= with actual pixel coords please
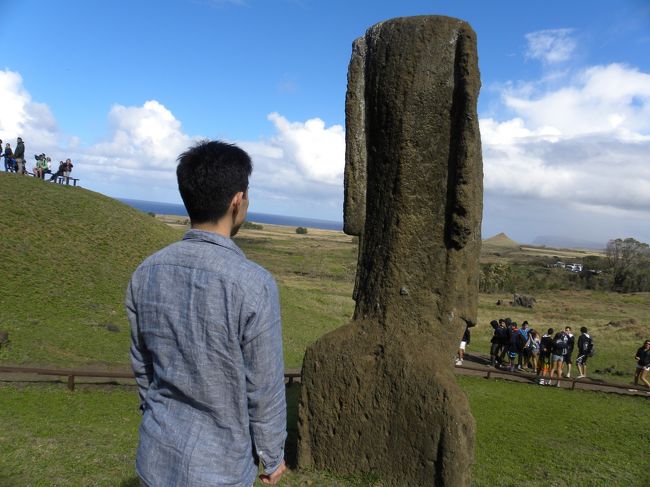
left=634, top=340, right=650, bottom=388
left=528, top=330, right=541, bottom=374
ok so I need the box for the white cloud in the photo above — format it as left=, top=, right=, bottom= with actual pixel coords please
left=0, top=68, right=345, bottom=217
left=0, top=70, right=59, bottom=149
left=525, top=28, right=576, bottom=64
left=265, top=112, right=344, bottom=184
left=83, top=100, right=194, bottom=176
left=482, top=63, right=650, bottom=221
left=503, top=64, right=650, bottom=135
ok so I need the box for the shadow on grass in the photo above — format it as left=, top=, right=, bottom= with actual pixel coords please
left=119, top=477, right=140, bottom=487
left=284, top=383, right=300, bottom=469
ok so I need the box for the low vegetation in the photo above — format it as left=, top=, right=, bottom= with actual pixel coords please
left=1, top=177, right=649, bottom=485
left=2, top=378, right=647, bottom=486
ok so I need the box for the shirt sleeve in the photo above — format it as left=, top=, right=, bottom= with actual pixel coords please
left=241, top=275, right=287, bottom=475
left=126, top=277, right=153, bottom=411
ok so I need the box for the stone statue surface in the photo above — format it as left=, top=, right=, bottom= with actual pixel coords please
left=298, top=15, right=483, bottom=487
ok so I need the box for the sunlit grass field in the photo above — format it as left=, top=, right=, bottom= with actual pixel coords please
left=2, top=378, right=648, bottom=487
left=1, top=174, right=649, bottom=486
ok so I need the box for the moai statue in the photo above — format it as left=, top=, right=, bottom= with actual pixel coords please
left=298, top=16, right=483, bottom=487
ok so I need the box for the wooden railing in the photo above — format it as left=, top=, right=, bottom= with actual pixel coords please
left=1, top=364, right=646, bottom=397
left=0, top=365, right=302, bottom=391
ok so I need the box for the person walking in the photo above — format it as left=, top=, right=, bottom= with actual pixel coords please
left=634, top=340, right=650, bottom=388
left=576, top=327, right=594, bottom=379
left=126, top=141, right=287, bottom=487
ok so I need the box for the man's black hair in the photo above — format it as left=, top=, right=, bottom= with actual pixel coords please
left=177, top=140, right=252, bottom=224
left=547, top=328, right=554, bottom=335
left=580, top=326, right=588, bottom=333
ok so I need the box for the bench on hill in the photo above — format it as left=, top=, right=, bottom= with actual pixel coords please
left=28, top=172, right=80, bottom=186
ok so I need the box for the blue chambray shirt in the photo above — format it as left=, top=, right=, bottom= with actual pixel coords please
left=126, top=229, right=287, bottom=487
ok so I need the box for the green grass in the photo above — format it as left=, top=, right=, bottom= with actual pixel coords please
left=2, top=378, right=648, bottom=486
left=0, top=174, right=357, bottom=370
left=0, top=174, right=180, bottom=368
left=2, top=173, right=650, bottom=485
left=3, top=173, right=646, bottom=378
left=461, top=376, right=650, bottom=486
left=475, top=290, right=650, bottom=383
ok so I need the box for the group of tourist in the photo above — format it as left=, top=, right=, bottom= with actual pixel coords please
left=1, top=136, right=74, bottom=181
left=456, top=318, right=650, bottom=389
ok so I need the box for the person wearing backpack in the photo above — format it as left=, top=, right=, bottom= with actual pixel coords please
left=518, top=321, right=531, bottom=369
left=576, top=326, right=593, bottom=379
left=562, top=326, right=575, bottom=378
left=549, top=332, right=567, bottom=387
left=507, top=322, right=521, bottom=372
left=538, top=328, right=554, bottom=385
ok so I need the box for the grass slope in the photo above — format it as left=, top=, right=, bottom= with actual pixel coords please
left=2, top=379, right=648, bottom=486
left=0, top=174, right=180, bottom=367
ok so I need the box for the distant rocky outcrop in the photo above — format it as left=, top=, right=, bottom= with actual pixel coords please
left=483, top=232, right=520, bottom=249
left=512, top=294, right=536, bottom=308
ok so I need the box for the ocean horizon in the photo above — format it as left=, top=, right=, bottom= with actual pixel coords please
left=119, top=198, right=344, bottom=231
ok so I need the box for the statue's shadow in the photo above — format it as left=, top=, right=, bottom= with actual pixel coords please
left=284, top=383, right=300, bottom=469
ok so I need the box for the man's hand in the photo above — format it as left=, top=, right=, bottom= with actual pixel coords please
left=259, top=460, right=287, bottom=485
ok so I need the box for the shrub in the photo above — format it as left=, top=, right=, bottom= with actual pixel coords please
left=241, top=221, right=263, bottom=230
left=296, top=226, right=308, bottom=235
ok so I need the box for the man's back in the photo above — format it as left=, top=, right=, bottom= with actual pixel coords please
left=127, top=229, right=286, bottom=487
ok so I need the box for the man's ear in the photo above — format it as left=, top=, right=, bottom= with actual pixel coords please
left=230, top=192, right=244, bottom=213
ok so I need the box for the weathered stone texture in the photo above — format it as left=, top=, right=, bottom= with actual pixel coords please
left=299, top=16, right=483, bottom=487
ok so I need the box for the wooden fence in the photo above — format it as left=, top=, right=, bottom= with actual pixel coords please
left=0, top=364, right=646, bottom=398
left=0, top=365, right=301, bottom=391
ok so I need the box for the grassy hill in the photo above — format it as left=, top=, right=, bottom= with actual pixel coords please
left=0, top=173, right=357, bottom=369
left=0, top=173, right=180, bottom=367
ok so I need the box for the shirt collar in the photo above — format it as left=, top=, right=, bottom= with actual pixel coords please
left=182, top=229, right=245, bottom=257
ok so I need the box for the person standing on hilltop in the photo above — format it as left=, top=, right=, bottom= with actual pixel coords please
left=14, top=137, right=25, bottom=174
left=126, top=141, right=287, bottom=487
left=3, top=143, right=14, bottom=173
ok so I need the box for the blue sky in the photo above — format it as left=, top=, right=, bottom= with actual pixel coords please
left=1, top=0, right=650, bottom=245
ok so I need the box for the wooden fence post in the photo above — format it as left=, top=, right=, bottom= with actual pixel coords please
left=67, top=375, right=75, bottom=391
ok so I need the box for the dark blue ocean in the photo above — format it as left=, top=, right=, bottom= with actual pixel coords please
left=119, top=198, right=344, bottom=231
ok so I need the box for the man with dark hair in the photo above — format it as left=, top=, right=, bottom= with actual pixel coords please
left=127, top=141, right=287, bottom=487
left=576, top=326, right=593, bottom=379
left=562, top=326, right=575, bottom=378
